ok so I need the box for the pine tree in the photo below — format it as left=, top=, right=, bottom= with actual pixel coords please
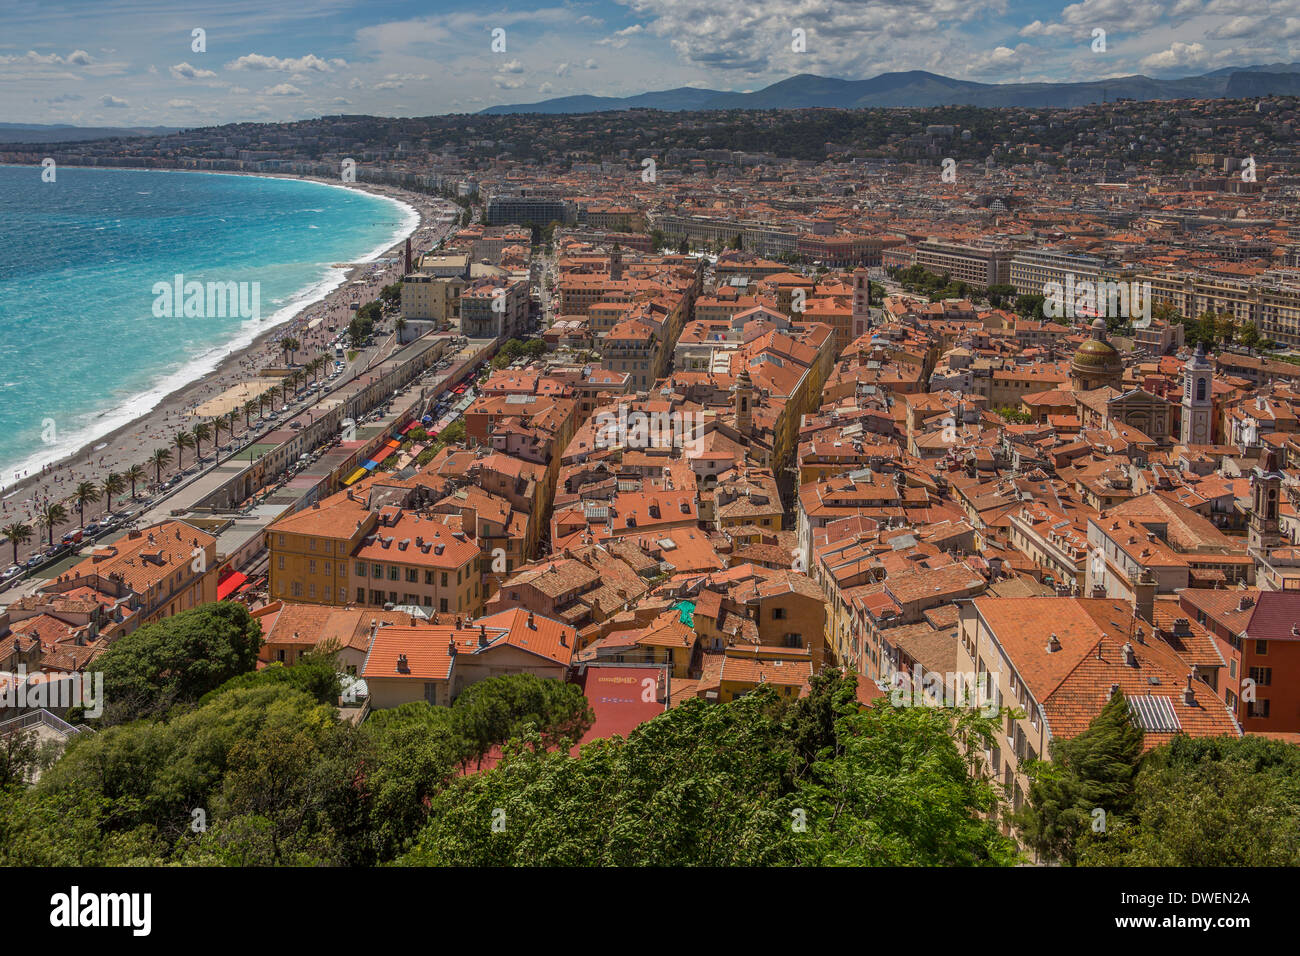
left=1016, top=689, right=1145, bottom=864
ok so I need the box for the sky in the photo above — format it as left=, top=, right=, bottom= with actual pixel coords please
left=3, top=0, right=1300, bottom=126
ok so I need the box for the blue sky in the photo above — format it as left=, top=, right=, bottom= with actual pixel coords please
left=2, top=0, right=1299, bottom=125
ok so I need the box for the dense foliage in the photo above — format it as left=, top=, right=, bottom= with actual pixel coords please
left=1017, top=691, right=1300, bottom=865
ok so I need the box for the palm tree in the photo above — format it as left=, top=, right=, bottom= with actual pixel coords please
left=308, top=356, right=325, bottom=383
left=102, top=472, right=126, bottom=513
left=266, top=386, right=282, bottom=413
left=191, top=422, right=211, bottom=461
left=37, top=503, right=68, bottom=548
left=281, top=336, right=300, bottom=366
left=226, top=410, right=240, bottom=443
left=124, top=463, right=146, bottom=499
left=2, top=522, right=32, bottom=566
left=243, top=399, right=258, bottom=430
left=73, top=481, right=100, bottom=528
left=173, top=430, right=195, bottom=470
left=150, top=448, right=172, bottom=486
left=395, top=315, right=407, bottom=342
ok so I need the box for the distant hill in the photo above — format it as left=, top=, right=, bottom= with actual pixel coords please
left=0, top=123, right=182, bottom=145
left=480, top=66, right=1300, bottom=114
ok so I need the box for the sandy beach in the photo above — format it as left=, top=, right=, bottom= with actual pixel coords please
left=0, top=174, right=448, bottom=560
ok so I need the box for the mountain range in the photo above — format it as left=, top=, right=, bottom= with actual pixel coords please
left=480, top=64, right=1300, bottom=115
left=0, top=122, right=181, bottom=145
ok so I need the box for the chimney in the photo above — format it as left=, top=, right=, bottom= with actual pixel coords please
left=396, top=653, right=409, bottom=673
left=448, top=638, right=457, bottom=657
left=1123, top=642, right=1137, bottom=666
left=527, top=610, right=536, bottom=630
left=1134, top=569, right=1156, bottom=625
left=1109, top=683, right=1120, bottom=698
left=1046, top=633, right=1061, bottom=653
left=478, top=624, right=488, bottom=648
left=1182, top=671, right=1196, bottom=706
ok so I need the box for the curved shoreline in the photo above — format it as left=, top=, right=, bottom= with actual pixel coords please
left=0, top=169, right=437, bottom=540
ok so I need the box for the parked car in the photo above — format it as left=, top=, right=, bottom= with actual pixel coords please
left=3, top=565, right=23, bottom=580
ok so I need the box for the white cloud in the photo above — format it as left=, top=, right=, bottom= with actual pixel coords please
left=499, top=59, right=524, bottom=73
left=167, top=98, right=197, bottom=108
left=260, top=83, right=305, bottom=96
left=98, top=94, right=129, bottom=108
left=170, top=62, right=218, bottom=80
left=226, top=53, right=338, bottom=73
left=1140, top=40, right=1209, bottom=70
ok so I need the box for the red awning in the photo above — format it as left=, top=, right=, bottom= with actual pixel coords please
left=217, top=572, right=248, bottom=600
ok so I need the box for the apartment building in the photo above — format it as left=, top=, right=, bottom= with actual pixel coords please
left=459, top=277, right=529, bottom=340
left=266, top=493, right=483, bottom=616
left=61, top=520, right=218, bottom=625
left=914, top=238, right=1013, bottom=288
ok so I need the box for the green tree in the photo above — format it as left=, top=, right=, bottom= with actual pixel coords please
left=2, top=521, right=33, bottom=566
left=37, top=501, right=68, bottom=548
left=101, top=471, right=126, bottom=513
left=149, top=447, right=172, bottom=485
left=1078, top=735, right=1300, bottom=866
left=72, top=480, right=100, bottom=528
left=1015, top=690, right=1144, bottom=864
left=94, top=602, right=264, bottom=724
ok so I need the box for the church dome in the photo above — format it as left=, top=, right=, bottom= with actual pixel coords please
left=1070, top=318, right=1122, bottom=386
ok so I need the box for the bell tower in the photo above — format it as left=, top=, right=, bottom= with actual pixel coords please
left=1248, top=449, right=1284, bottom=556
left=1180, top=342, right=1213, bottom=445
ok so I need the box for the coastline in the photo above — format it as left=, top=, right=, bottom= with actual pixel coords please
left=0, top=169, right=440, bottom=545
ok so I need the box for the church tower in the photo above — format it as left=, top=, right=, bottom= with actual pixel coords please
left=851, top=268, right=870, bottom=342
left=734, top=365, right=753, bottom=436
left=1249, top=449, right=1284, bottom=556
left=1180, top=342, right=1213, bottom=446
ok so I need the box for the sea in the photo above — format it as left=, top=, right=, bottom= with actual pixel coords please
left=0, top=164, right=416, bottom=487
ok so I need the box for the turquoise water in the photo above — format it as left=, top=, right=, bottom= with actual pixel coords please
left=0, top=164, right=414, bottom=482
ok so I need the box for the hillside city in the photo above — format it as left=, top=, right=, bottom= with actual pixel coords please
left=5, top=93, right=1300, bottom=869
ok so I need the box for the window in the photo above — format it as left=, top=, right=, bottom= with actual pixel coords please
left=372, top=564, right=382, bottom=579
left=441, top=572, right=449, bottom=588
left=277, top=555, right=285, bottom=570
left=388, top=566, right=400, bottom=582
left=323, top=562, right=331, bottom=575
left=356, top=588, right=365, bottom=603
left=424, top=683, right=438, bottom=705
left=425, top=570, right=434, bottom=585
left=1256, top=640, right=1269, bottom=655
left=309, top=560, right=316, bottom=574
left=309, top=538, right=316, bottom=552
left=308, top=583, right=316, bottom=598
left=291, top=581, right=303, bottom=597
left=1249, top=666, right=1272, bottom=686
left=440, top=598, right=449, bottom=612
left=355, top=562, right=366, bottom=577
left=406, top=568, right=418, bottom=583
left=1248, top=698, right=1271, bottom=719
left=389, top=591, right=397, bottom=604
left=772, top=607, right=786, bottom=620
